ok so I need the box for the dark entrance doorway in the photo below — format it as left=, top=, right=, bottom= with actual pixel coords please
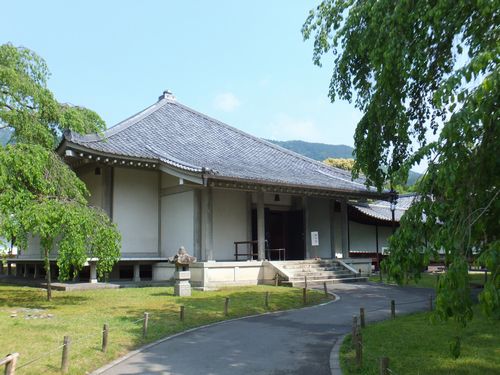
left=252, top=209, right=305, bottom=260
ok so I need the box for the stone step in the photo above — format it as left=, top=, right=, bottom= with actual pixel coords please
left=281, top=276, right=368, bottom=287
left=288, top=271, right=352, bottom=278
left=288, top=274, right=354, bottom=281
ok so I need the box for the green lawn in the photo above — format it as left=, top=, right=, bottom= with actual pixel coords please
left=340, top=306, right=500, bottom=374
left=369, top=272, right=488, bottom=289
left=0, top=284, right=331, bottom=374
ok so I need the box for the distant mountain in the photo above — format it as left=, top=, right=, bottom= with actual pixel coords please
left=266, top=140, right=354, bottom=160
left=267, top=139, right=422, bottom=186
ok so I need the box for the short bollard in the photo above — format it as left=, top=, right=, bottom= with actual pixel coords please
left=304, top=275, right=308, bottom=289
left=224, top=297, right=230, bottom=316
left=143, top=312, right=149, bottom=338
left=4, top=353, right=19, bottom=375
left=380, top=357, right=389, bottom=375
left=429, top=295, right=433, bottom=311
left=323, top=282, right=328, bottom=296
left=360, top=307, right=365, bottom=328
left=391, top=300, right=395, bottom=319
left=180, top=306, right=185, bottom=322
left=302, top=287, right=307, bottom=305
left=352, top=315, right=358, bottom=347
left=61, top=335, right=70, bottom=374
left=265, top=292, right=270, bottom=309
left=102, top=324, right=109, bottom=352
left=355, top=329, right=363, bottom=367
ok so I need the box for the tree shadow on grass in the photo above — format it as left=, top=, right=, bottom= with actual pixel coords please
left=0, top=288, right=89, bottom=309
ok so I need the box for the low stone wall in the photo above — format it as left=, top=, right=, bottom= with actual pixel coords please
left=152, top=261, right=277, bottom=290
left=341, top=258, right=372, bottom=276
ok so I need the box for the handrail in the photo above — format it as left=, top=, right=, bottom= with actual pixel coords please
left=337, top=259, right=359, bottom=275
left=1, top=352, right=19, bottom=375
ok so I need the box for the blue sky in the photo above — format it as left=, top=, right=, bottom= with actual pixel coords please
left=3, top=1, right=365, bottom=152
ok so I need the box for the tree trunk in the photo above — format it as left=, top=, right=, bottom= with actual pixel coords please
left=44, top=248, right=52, bottom=301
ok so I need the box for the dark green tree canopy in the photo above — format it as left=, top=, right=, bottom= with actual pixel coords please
left=0, top=44, right=120, bottom=299
left=303, top=1, right=499, bottom=323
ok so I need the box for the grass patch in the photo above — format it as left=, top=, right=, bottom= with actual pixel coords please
left=0, top=284, right=331, bottom=374
left=340, top=306, right=500, bottom=374
left=369, top=272, right=488, bottom=289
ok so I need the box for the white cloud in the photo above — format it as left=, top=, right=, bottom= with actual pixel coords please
left=213, top=92, right=241, bottom=112
left=268, top=114, right=322, bottom=142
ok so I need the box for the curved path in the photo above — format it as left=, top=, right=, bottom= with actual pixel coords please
left=94, top=283, right=432, bottom=375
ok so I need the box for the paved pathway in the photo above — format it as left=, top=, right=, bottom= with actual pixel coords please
left=94, top=283, right=432, bottom=375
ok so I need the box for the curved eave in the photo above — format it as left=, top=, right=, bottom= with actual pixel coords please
left=350, top=204, right=405, bottom=222
left=207, top=175, right=388, bottom=200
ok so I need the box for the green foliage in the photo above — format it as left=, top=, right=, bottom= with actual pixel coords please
left=303, top=1, right=500, bottom=322
left=267, top=139, right=355, bottom=160
left=0, top=44, right=120, bottom=299
left=323, top=157, right=355, bottom=171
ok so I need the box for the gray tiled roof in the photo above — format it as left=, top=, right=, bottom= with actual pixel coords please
left=350, top=194, right=418, bottom=222
left=64, top=95, right=380, bottom=195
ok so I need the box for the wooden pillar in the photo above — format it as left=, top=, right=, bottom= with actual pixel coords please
left=33, top=264, right=38, bottom=279
left=304, top=196, right=311, bottom=259
left=133, top=264, right=141, bottom=282
left=89, top=262, right=98, bottom=283
left=201, top=187, right=214, bottom=261
left=23, top=263, right=27, bottom=278
left=329, top=199, right=336, bottom=259
left=257, top=190, right=265, bottom=260
left=375, top=224, right=380, bottom=271
left=340, top=198, right=349, bottom=259
left=7, top=262, right=12, bottom=276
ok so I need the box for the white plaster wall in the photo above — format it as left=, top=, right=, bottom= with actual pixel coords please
left=212, top=190, right=248, bottom=260
left=79, top=168, right=104, bottom=209
left=308, top=197, right=332, bottom=258
left=378, top=226, right=393, bottom=253
left=113, top=168, right=159, bottom=255
left=349, top=221, right=377, bottom=252
left=161, top=190, right=194, bottom=257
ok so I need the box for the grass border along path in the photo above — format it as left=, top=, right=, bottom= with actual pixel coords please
left=340, top=305, right=500, bottom=375
left=0, top=284, right=331, bottom=375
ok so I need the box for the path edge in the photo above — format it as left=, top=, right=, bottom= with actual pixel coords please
left=91, top=291, right=340, bottom=374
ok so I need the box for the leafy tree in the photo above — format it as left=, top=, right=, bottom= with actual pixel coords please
left=0, top=44, right=120, bottom=300
left=303, top=1, right=499, bottom=323
left=323, top=157, right=355, bottom=171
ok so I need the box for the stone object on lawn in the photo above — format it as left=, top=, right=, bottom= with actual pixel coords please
left=168, top=247, right=196, bottom=297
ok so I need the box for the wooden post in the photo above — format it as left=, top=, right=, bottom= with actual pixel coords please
left=274, top=273, right=279, bottom=287
left=302, top=287, right=307, bottom=305
left=61, top=336, right=70, bottom=374
left=2, top=353, right=19, bottom=375
left=391, top=300, right=395, bottom=319
left=143, top=312, right=149, bottom=338
left=323, top=282, right=328, bottom=296
left=429, top=295, right=433, bottom=311
left=265, top=292, right=270, bottom=309
left=379, top=357, right=389, bottom=375
left=304, top=275, right=308, bottom=290
left=352, top=315, right=358, bottom=346
left=360, top=307, right=365, bottom=328
left=180, top=306, right=185, bottom=322
left=224, top=297, right=230, bottom=316
left=355, top=329, right=363, bottom=367
left=102, top=324, right=109, bottom=353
